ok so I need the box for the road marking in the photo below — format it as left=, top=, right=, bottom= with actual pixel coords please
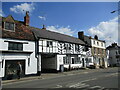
left=66, top=78, right=97, bottom=88
left=81, top=78, right=97, bottom=83
left=54, top=85, right=63, bottom=88
left=77, top=84, right=89, bottom=88
left=83, top=72, right=88, bottom=74
left=90, top=86, right=105, bottom=90
left=90, top=86, right=101, bottom=88
left=69, top=83, right=89, bottom=88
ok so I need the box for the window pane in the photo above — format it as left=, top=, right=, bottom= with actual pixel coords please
left=5, top=22, right=9, bottom=29
left=72, top=58, right=74, bottom=64
left=5, top=22, right=14, bottom=31
left=8, top=42, right=23, bottom=51
left=47, top=41, right=49, bottom=47
left=18, top=43, right=23, bottom=50
left=63, top=57, right=66, bottom=64
left=8, top=43, right=13, bottom=50
left=14, top=43, right=18, bottom=50
left=47, top=41, right=53, bottom=47
left=10, top=23, right=14, bottom=30
left=64, top=43, right=67, bottom=49
left=50, top=41, right=52, bottom=46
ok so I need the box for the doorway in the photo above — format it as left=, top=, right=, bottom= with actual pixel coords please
left=41, top=54, right=57, bottom=73
left=82, top=58, right=85, bottom=67
left=5, top=60, right=25, bottom=80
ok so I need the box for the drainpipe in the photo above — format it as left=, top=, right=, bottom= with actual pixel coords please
left=35, top=38, right=41, bottom=76
left=69, top=55, right=71, bottom=71
left=37, top=54, right=41, bottom=76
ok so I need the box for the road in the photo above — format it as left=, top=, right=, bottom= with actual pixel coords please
left=2, top=67, right=119, bottom=89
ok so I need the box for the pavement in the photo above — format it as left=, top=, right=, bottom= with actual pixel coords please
left=2, top=67, right=117, bottom=85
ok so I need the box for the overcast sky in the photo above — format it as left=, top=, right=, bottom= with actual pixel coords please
left=1, top=2, right=118, bottom=46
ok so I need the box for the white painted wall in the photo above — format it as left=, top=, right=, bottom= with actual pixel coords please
left=0, top=38, right=37, bottom=77
left=71, top=64, right=82, bottom=69
left=39, top=39, right=58, bottom=53
left=91, top=39, right=105, bottom=49
left=86, top=57, right=94, bottom=67
left=57, top=55, right=65, bottom=70
left=108, top=49, right=118, bottom=65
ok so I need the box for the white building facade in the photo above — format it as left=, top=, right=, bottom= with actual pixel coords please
left=90, top=38, right=107, bottom=68
left=0, top=13, right=38, bottom=79
left=0, top=38, right=37, bottom=79
left=107, top=43, right=120, bottom=66
left=78, top=31, right=107, bottom=68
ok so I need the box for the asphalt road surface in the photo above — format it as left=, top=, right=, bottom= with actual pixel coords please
left=2, top=67, right=119, bottom=89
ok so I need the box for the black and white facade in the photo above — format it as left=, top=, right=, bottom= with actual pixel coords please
left=33, top=28, right=91, bottom=74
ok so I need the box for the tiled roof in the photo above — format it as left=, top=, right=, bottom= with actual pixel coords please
left=32, top=28, right=85, bottom=45
left=84, top=35, right=105, bottom=42
left=106, top=43, right=120, bottom=49
left=1, top=15, right=85, bottom=45
left=1, top=16, right=35, bottom=41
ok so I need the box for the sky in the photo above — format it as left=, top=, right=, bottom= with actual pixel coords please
left=0, top=2, right=119, bottom=46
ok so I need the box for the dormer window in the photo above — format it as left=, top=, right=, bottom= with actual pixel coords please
left=4, top=22, right=15, bottom=31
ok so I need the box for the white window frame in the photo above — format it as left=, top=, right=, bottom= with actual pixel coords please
left=4, top=22, right=15, bottom=32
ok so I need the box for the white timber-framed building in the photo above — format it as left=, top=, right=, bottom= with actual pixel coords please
left=32, top=27, right=91, bottom=74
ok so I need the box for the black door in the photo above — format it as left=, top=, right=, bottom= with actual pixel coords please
left=82, top=58, right=85, bottom=67
left=5, top=60, right=25, bottom=80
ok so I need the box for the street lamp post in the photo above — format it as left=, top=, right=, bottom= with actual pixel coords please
left=111, top=9, right=120, bottom=13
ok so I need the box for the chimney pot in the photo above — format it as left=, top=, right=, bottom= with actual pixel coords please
left=24, top=11, right=29, bottom=26
left=94, top=35, right=98, bottom=40
left=78, top=31, right=84, bottom=41
left=42, top=24, right=46, bottom=30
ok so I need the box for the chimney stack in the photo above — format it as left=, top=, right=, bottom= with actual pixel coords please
left=24, top=11, right=29, bottom=26
left=78, top=31, right=84, bottom=41
left=42, top=24, right=46, bottom=30
left=94, top=35, right=98, bottom=40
